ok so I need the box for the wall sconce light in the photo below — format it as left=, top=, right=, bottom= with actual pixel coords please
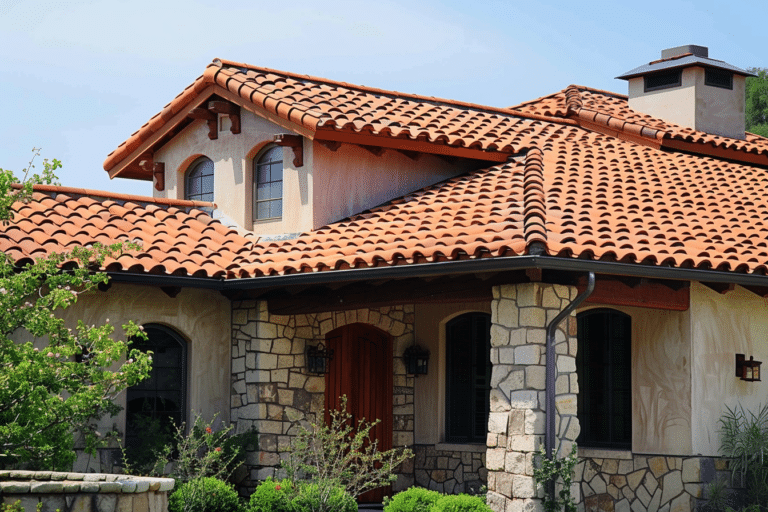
left=736, top=354, right=762, bottom=382
left=403, top=345, right=430, bottom=376
left=306, top=343, right=334, bottom=374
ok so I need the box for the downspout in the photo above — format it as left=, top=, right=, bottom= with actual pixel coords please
left=544, top=271, right=595, bottom=461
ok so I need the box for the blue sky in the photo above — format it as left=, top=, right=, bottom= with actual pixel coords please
left=0, top=0, right=762, bottom=197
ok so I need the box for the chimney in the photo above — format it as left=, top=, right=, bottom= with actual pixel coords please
left=617, top=46, right=756, bottom=139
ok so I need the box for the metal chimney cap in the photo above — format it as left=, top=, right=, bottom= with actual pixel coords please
left=661, top=45, right=708, bottom=59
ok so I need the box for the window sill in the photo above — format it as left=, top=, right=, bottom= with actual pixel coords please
left=578, top=447, right=633, bottom=460
left=436, top=443, right=487, bottom=453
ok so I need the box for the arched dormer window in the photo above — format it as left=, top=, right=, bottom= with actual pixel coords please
left=254, top=145, right=283, bottom=220
left=576, top=308, right=632, bottom=449
left=185, top=157, right=214, bottom=202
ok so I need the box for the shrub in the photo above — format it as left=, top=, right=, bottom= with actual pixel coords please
left=168, top=476, right=243, bottom=512
left=718, top=403, right=768, bottom=510
left=383, top=486, right=441, bottom=512
left=289, top=481, right=357, bottom=512
left=430, top=494, right=491, bottom=512
left=248, top=478, right=355, bottom=512
left=248, top=477, right=293, bottom=512
left=282, top=395, right=412, bottom=500
left=533, top=443, right=578, bottom=512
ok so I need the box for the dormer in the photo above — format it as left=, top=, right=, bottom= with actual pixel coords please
left=617, top=45, right=756, bottom=139
left=103, top=59, right=512, bottom=237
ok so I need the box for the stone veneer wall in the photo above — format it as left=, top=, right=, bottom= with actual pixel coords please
left=412, top=445, right=486, bottom=495
left=230, top=301, right=416, bottom=492
left=0, top=471, right=174, bottom=512
left=485, top=283, right=580, bottom=512
left=576, top=454, right=737, bottom=512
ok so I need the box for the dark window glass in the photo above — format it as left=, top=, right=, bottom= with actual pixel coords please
left=185, top=158, right=214, bottom=202
left=644, top=70, right=682, bottom=92
left=446, top=313, right=491, bottom=443
left=705, top=68, right=733, bottom=90
left=254, top=146, right=283, bottom=220
left=576, top=309, right=632, bottom=449
left=125, top=325, right=187, bottom=459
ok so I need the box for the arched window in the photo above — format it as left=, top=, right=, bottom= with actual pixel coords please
left=445, top=312, right=491, bottom=443
left=185, top=157, right=214, bottom=202
left=576, top=309, right=632, bottom=449
left=254, top=146, right=283, bottom=220
left=125, top=325, right=187, bottom=459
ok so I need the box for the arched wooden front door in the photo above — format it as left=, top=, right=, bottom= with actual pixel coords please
left=325, top=323, right=393, bottom=504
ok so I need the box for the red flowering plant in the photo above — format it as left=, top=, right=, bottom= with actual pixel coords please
left=146, top=413, right=255, bottom=485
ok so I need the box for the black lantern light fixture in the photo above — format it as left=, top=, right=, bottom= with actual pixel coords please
left=403, top=345, right=430, bottom=376
left=736, top=354, right=762, bottom=382
left=306, top=342, right=334, bottom=374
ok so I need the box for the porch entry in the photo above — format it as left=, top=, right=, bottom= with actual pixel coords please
left=325, top=323, right=394, bottom=504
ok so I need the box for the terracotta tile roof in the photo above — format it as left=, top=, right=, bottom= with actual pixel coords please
left=237, top=129, right=768, bottom=278
left=510, top=86, right=768, bottom=161
left=0, top=185, right=254, bottom=278
left=104, top=59, right=579, bottom=179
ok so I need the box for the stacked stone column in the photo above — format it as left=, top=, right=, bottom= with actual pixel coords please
left=485, top=283, right=580, bottom=512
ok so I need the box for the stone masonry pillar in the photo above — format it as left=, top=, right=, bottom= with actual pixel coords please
left=485, top=283, right=580, bottom=512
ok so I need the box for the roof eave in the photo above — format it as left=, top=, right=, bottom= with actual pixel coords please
left=108, top=255, right=768, bottom=292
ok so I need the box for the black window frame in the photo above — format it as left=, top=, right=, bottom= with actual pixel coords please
left=445, top=312, right=491, bottom=444
left=644, top=69, right=683, bottom=92
left=185, top=157, right=214, bottom=203
left=254, top=145, right=283, bottom=221
left=576, top=308, right=632, bottom=450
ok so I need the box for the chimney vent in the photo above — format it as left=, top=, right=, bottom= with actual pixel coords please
left=661, top=45, right=708, bottom=59
left=617, top=46, right=756, bottom=139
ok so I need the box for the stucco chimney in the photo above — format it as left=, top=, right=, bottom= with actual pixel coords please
left=617, top=46, right=756, bottom=139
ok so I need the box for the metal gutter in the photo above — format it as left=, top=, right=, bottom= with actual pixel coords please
left=108, top=255, right=768, bottom=291
left=544, top=272, right=594, bottom=461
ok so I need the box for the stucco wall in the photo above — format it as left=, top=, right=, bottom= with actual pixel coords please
left=154, top=109, right=314, bottom=235
left=628, top=67, right=746, bottom=139
left=577, top=303, right=691, bottom=455
left=690, top=282, right=768, bottom=455
left=14, top=283, right=231, bottom=470
left=312, top=143, right=476, bottom=229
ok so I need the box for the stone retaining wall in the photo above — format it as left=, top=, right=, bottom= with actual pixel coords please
left=576, top=453, right=737, bottom=512
left=230, top=301, right=416, bottom=492
left=0, top=470, right=174, bottom=512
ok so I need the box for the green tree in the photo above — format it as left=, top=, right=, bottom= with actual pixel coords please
left=746, top=67, right=768, bottom=138
left=0, top=150, right=152, bottom=470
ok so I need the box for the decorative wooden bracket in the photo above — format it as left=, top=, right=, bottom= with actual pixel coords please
left=359, top=144, right=385, bottom=157
left=702, top=282, right=736, bottom=295
left=138, top=155, right=166, bottom=191
left=397, top=149, right=421, bottom=161
left=188, top=107, right=218, bottom=140
left=208, top=100, right=241, bottom=134
left=274, top=134, right=303, bottom=167
left=319, top=140, right=342, bottom=152
left=160, top=286, right=182, bottom=299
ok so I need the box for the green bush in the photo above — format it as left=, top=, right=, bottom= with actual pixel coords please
left=383, top=486, right=441, bottom=512
left=430, top=494, right=491, bottom=512
left=290, top=481, right=357, bottom=512
left=168, top=476, right=244, bottom=512
left=248, top=478, right=356, bottom=512
left=248, top=478, right=293, bottom=512
left=719, top=404, right=768, bottom=509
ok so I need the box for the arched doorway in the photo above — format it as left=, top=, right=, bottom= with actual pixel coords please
left=324, top=323, right=393, bottom=503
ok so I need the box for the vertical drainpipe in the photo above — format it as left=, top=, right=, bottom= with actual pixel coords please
left=544, top=272, right=595, bottom=462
